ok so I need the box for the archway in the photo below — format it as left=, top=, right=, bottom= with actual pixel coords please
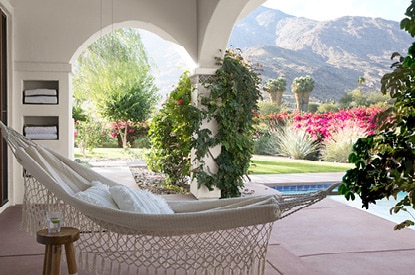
left=7, top=0, right=266, bottom=206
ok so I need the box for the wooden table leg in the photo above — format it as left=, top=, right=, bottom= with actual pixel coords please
left=65, top=242, right=78, bottom=275
left=43, top=245, right=52, bottom=275
left=50, top=245, right=62, bottom=275
left=37, top=227, right=80, bottom=275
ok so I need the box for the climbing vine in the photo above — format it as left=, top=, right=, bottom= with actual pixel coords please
left=192, top=49, right=261, bottom=198
left=147, top=71, right=200, bottom=188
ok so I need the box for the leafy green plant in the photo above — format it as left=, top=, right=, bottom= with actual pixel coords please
left=147, top=71, right=200, bottom=189
left=274, top=124, right=320, bottom=160
left=339, top=2, right=415, bottom=230
left=339, top=89, right=393, bottom=109
left=253, top=128, right=278, bottom=155
left=317, top=102, right=339, bottom=113
left=74, top=120, right=110, bottom=157
left=257, top=101, right=281, bottom=115
left=192, top=49, right=261, bottom=198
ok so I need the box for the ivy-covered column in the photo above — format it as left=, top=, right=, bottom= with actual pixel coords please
left=190, top=68, right=222, bottom=199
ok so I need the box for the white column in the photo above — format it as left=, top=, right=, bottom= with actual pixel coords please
left=189, top=69, right=221, bottom=199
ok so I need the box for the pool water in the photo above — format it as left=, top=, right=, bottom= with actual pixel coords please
left=329, top=192, right=415, bottom=227
left=273, top=184, right=333, bottom=194
left=272, top=185, right=415, bottom=227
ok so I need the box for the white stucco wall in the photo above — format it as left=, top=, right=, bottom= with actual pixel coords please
left=11, top=0, right=198, bottom=64
left=1, top=0, right=266, bottom=207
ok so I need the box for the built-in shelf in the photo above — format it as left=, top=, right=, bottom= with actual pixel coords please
left=22, top=80, right=59, bottom=105
left=23, top=116, right=59, bottom=140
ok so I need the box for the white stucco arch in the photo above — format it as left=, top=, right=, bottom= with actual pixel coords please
left=70, top=21, right=195, bottom=69
left=5, top=0, right=267, bottom=206
left=197, top=0, right=266, bottom=68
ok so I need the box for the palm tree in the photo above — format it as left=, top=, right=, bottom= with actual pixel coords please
left=263, top=77, right=286, bottom=105
left=358, top=75, right=366, bottom=93
left=291, top=75, right=315, bottom=112
left=358, top=76, right=366, bottom=86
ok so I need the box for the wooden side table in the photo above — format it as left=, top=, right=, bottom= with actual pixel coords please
left=36, top=227, right=80, bottom=275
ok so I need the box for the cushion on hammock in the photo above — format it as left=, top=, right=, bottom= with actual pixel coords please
left=75, top=181, right=118, bottom=209
left=109, top=185, right=174, bottom=214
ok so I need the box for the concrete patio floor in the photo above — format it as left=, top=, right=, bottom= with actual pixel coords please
left=2, top=165, right=415, bottom=274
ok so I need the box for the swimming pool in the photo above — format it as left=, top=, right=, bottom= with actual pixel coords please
left=272, top=184, right=333, bottom=194
left=272, top=185, right=415, bottom=227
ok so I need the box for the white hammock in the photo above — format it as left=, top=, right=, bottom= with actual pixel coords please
left=0, top=122, right=334, bottom=275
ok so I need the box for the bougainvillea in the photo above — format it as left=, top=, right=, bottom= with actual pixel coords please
left=256, top=106, right=383, bottom=142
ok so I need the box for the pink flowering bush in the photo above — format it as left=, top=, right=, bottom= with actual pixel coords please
left=107, top=121, right=148, bottom=148
left=254, top=106, right=385, bottom=161
left=74, top=120, right=110, bottom=157
left=291, top=106, right=382, bottom=141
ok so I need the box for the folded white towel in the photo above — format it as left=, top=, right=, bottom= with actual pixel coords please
left=25, top=133, right=58, bottom=140
left=25, top=89, right=57, bottom=96
left=24, top=126, right=57, bottom=135
left=24, top=96, right=58, bottom=104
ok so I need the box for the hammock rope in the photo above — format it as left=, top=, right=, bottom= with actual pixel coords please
left=0, top=122, right=333, bottom=275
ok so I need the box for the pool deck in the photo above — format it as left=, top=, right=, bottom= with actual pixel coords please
left=2, top=165, right=415, bottom=274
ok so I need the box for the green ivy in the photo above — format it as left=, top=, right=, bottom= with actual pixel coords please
left=192, top=49, right=261, bottom=198
left=147, top=71, right=200, bottom=188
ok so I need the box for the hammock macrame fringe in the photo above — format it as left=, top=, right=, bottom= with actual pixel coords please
left=1, top=122, right=331, bottom=275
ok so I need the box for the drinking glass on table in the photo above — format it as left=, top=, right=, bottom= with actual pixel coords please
left=46, top=211, right=62, bottom=233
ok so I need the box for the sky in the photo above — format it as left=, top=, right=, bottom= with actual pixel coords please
left=262, top=0, right=410, bottom=22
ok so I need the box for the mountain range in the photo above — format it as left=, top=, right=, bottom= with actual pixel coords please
left=227, top=6, right=413, bottom=103
left=143, top=6, right=413, bottom=104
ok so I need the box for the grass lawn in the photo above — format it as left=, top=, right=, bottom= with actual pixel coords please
left=75, top=148, right=353, bottom=174
left=250, top=157, right=353, bottom=174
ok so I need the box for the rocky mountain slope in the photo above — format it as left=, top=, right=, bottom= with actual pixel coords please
left=228, top=7, right=413, bottom=103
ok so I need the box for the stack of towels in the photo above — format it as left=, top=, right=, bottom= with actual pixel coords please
left=24, top=125, right=58, bottom=140
left=23, top=89, right=58, bottom=104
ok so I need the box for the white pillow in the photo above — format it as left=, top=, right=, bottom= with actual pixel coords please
left=109, top=185, right=174, bottom=214
left=75, top=181, right=118, bottom=209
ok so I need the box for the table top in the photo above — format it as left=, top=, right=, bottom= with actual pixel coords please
left=36, top=227, right=80, bottom=245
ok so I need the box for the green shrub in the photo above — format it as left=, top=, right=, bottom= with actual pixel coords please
left=317, top=102, right=339, bottom=113
left=147, top=71, right=200, bottom=188
left=253, top=129, right=278, bottom=155
left=307, top=102, right=319, bottom=113
left=132, top=136, right=151, bottom=148
left=339, top=89, right=393, bottom=109
left=274, top=124, right=320, bottom=160
left=257, top=101, right=281, bottom=115
left=74, top=120, right=110, bottom=157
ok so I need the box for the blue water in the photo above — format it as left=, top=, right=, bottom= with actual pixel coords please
left=273, top=184, right=333, bottom=194
left=329, top=192, right=415, bottom=227
left=272, top=185, right=415, bottom=227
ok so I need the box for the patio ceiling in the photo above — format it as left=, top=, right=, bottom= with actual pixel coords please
left=10, top=0, right=266, bottom=69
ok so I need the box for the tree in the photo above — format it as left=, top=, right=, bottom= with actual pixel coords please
left=73, top=28, right=159, bottom=148
left=263, top=77, right=286, bottom=105
left=339, top=1, right=415, bottom=230
left=291, top=75, right=314, bottom=112
left=358, top=76, right=366, bottom=87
